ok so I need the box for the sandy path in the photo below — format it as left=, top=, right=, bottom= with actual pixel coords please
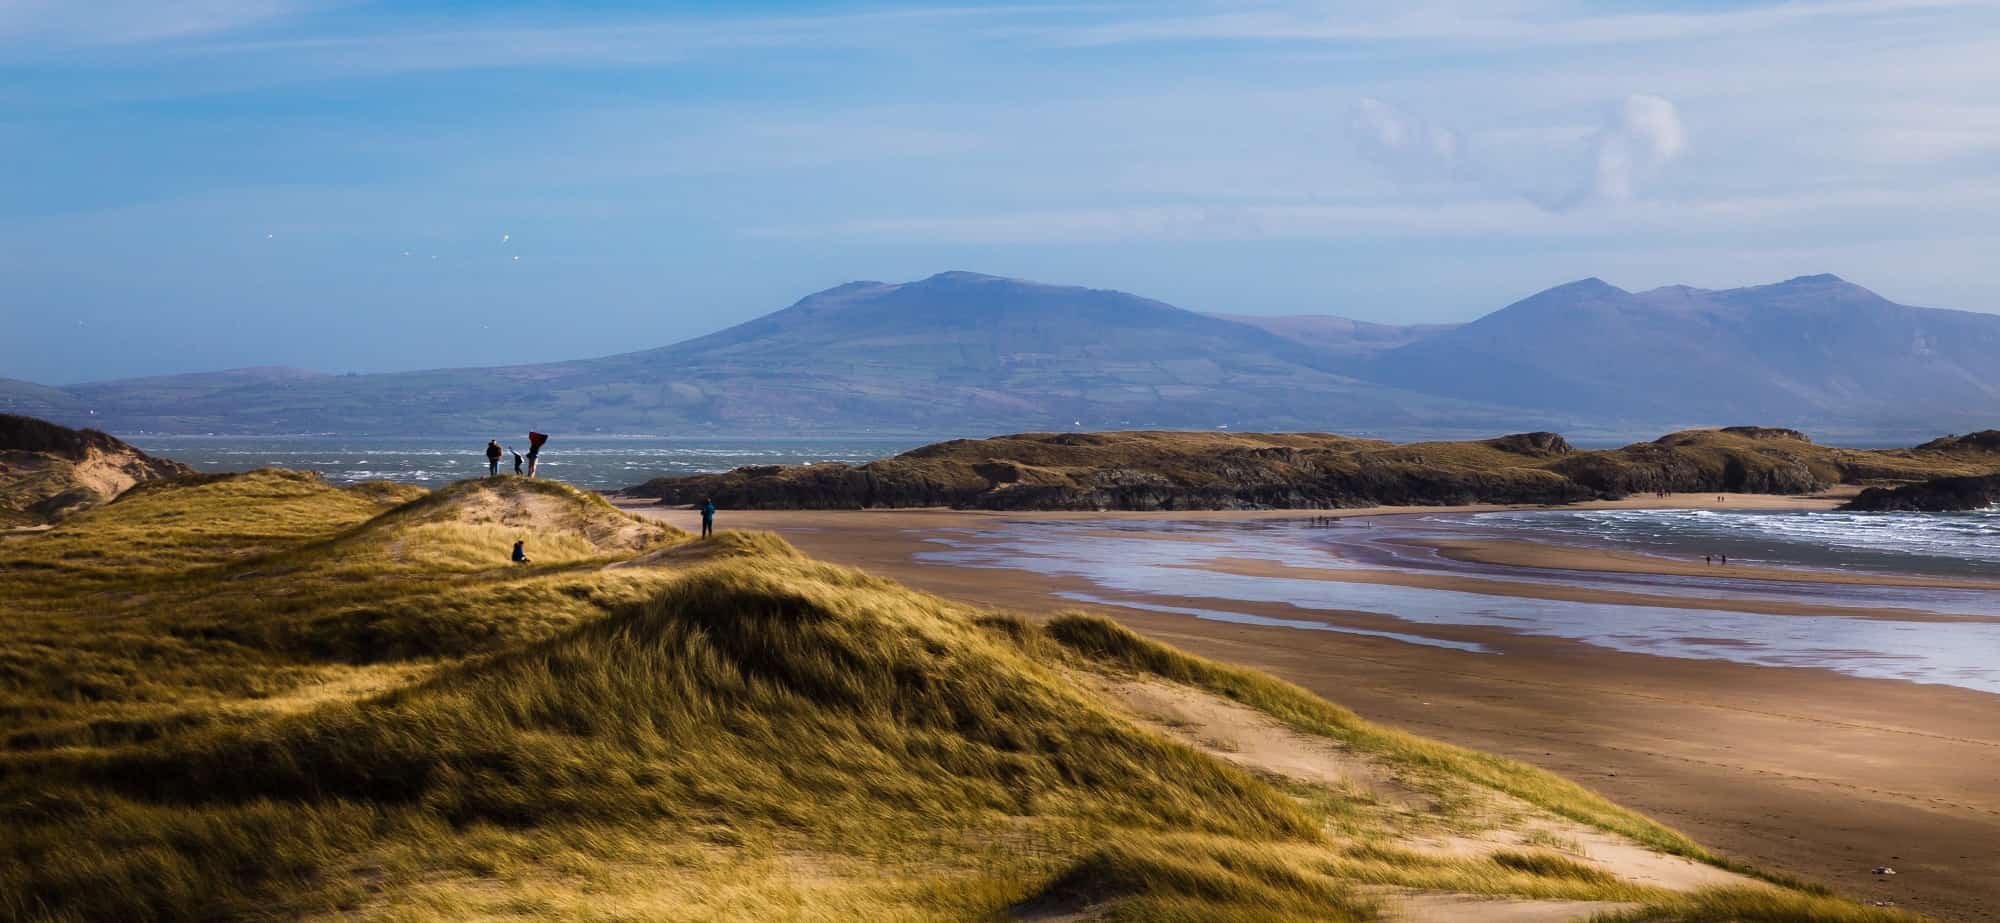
left=1093, top=677, right=1757, bottom=920
left=622, top=502, right=2000, bottom=922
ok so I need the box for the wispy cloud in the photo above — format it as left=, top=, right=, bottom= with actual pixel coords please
left=1350, top=98, right=1464, bottom=181
left=1345, top=94, right=1689, bottom=211
left=0, top=0, right=313, bottom=46
left=1047, top=0, right=1976, bottom=48
left=744, top=178, right=2000, bottom=243
left=167, top=5, right=1069, bottom=75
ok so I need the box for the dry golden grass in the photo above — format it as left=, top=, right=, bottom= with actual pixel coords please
left=0, top=470, right=1932, bottom=922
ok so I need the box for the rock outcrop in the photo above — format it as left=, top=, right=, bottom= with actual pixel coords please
left=624, top=427, right=2000, bottom=512
left=1842, top=475, right=2000, bottom=512
left=0, top=414, right=194, bottom=526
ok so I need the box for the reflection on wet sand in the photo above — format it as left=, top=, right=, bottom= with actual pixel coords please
left=917, top=517, right=2000, bottom=693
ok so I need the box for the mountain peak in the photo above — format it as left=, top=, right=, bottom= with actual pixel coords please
left=918, top=270, right=1016, bottom=285
left=1551, top=277, right=1629, bottom=296
left=1780, top=273, right=1846, bottom=286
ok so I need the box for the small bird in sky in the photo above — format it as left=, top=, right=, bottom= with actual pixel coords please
left=501, top=233, right=510, bottom=243
left=265, top=233, right=274, bottom=239
left=512, top=255, right=520, bottom=262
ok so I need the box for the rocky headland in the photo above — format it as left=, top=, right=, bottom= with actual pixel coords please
left=624, top=426, right=2000, bottom=511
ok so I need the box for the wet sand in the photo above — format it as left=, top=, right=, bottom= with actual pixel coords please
left=1423, top=537, right=2000, bottom=591
left=621, top=501, right=2000, bottom=921
left=1185, top=556, right=1999, bottom=623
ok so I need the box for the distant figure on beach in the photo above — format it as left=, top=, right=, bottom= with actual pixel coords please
left=509, top=447, right=524, bottom=475
left=1705, top=554, right=1712, bottom=565
left=701, top=497, right=716, bottom=539
left=485, top=440, right=502, bottom=476
left=1720, top=554, right=1728, bottom=566
left=511, top=539, right=529, bottom=564
left=526, top=431, right=548, bottom=478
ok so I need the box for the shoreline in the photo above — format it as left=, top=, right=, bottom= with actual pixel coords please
left=1177, top=555, right=1999, bottom=622
left=618, top=499, right=2000, bottom=921
left=1415, top=537, right=2000, bottom=591
left=613, top=488, right=1854, bottom=521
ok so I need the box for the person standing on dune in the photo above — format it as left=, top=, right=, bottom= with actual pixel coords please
left=526, top=431, right=548, bottom=478
left=485, top=439, right=502, bottom=476
left=701, top=497, right=716, bottom=539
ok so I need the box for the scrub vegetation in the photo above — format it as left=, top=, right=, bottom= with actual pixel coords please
left=0, top=470, right=1928, bottom=921
left=628, top=426, right=2000, bottom=511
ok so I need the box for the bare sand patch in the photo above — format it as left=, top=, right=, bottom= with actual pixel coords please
left=1381, top=892, right=1635, bottom=922
left=1088, top=675, right=1416, bottom=805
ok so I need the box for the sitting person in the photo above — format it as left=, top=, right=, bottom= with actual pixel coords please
left=511, top=539, right=530, bottom=564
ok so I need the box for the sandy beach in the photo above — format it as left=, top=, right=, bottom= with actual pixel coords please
left=623, top=497, right=2000, bottom=922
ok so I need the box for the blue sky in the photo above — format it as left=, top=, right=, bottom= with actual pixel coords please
left=5, top=0, right=1999, bottom=383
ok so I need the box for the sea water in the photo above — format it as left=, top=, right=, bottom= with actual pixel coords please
left=1461, top=508, right=2000, bottom=579
left=125, top=435, right=917, bottom=490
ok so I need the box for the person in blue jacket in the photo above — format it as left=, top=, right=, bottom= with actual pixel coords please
left=700, top=498, right=716, bottom=539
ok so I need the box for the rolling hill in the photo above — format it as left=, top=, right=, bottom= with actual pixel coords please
left=19, top=270, right=2000, bottom=440
left=39, top=272, right=1516, bottom=437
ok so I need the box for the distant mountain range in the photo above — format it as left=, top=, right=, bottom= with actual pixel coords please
left=7, top=271, right=1997, bottom=441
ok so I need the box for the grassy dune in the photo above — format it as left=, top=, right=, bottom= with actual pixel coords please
left=0, top=471, right=1926, bottom=921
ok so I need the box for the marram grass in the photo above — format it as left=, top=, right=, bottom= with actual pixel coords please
left=0, top=470, right=1929, bottom=921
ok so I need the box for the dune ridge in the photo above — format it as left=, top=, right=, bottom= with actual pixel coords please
left=0, top=469, right=1928, bottom=921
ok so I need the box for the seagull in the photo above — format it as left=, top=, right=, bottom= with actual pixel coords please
left=501, top=233, right=510, bottom=243
left=265, top=233, right=274, bottom=239
left=512, top=255, right=520, bottom=262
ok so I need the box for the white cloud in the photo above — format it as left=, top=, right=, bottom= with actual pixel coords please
left=1580, top=94, right=1689, bottom=205
left=1347, top=94, right=1688, bottom=210
left=1350, top=98, right=1463, bottom=181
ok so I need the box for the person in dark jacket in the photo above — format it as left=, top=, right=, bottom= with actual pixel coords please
left=509, top=447, right=524, bottom=475
left=511, top=539, right=530, bottom=564
left=701, top=498, right=716, bottom=539
left=485, top=440, right=503, bottom=476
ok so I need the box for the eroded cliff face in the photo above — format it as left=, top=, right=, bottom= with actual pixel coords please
left=1, top=414, right=193, bottom=526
